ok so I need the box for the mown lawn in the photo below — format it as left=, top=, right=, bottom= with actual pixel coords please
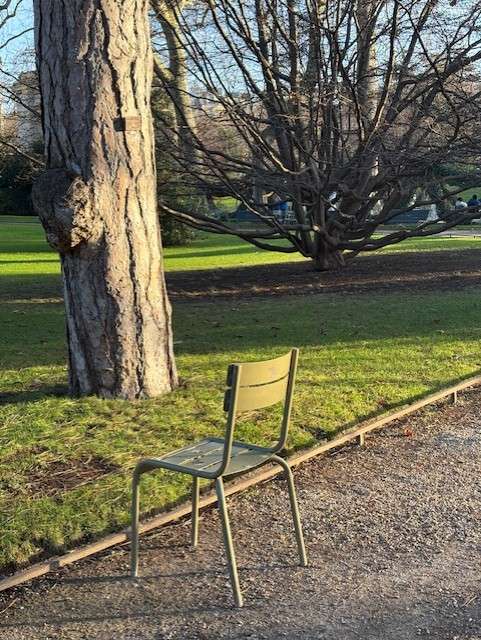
left=3, top=215, right=481, bottom=277
left=2, top=216, right=481, bottom=571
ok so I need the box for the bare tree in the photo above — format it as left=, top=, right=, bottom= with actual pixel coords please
left=151, top=0, right=199, bottom=167
left=0, top=1, right=43, bottom=163
left=32, top=0, right=178, bottom=399
left=153, top=0, right=481, bottom=269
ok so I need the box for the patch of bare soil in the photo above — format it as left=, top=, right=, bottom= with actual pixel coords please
left=167, top=248, right=481, bottom=301
left=24, top=456, right=119, bottom=498
left=4, top=388, right=481, bottom=638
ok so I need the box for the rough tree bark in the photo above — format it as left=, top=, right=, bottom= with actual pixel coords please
left=32, top=0, right=178, bottom=399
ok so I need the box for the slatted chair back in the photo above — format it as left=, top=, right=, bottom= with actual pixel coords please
left=219, top=349, right=299, bottom=475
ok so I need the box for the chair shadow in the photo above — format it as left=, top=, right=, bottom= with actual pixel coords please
left=0, top=604, right=238, bottom=630
left=60, top=560, right=300, bottom=587
left=0, top=561, right=292, bottom=629
left=0, top=567, right=273, bottom=630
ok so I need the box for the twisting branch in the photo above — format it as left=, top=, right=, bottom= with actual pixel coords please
left=151, top=0, right=481, bottom=269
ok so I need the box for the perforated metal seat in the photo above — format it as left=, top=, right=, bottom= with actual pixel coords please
left=130, top=349, right=308, bottom=607
left=137, top=438, right=274, bottom=479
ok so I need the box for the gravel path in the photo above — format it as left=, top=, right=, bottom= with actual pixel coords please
left=3, top=390, right=481, bottom=639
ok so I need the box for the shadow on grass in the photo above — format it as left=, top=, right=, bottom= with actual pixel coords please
left=0, top=259, right=60, bottom=265
left=0, top=243, right=54, bottom=255
left=0, top=273, right=62, bottom=300
left=165, top=245, right=279, bottom=261
left=0, top=384, right=69, bottom=405
left=0, top=216, right=39, bottom=224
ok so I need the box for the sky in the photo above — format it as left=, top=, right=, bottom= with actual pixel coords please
left=1, top=1, right=34, bottom=75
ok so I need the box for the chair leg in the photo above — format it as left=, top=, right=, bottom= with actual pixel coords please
left=272, top=455, right=308, bottom=567
left=215, top=477, right=244, bottom=607
left=192, top=476, right=200, bottom=548
left=130, top=469, right=141, bottom=577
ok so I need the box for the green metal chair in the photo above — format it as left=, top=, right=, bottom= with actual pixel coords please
left=130, top=348, right=308, bottom=607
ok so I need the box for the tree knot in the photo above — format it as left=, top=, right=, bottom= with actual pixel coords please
left=32, top=168, right=94, bottom=252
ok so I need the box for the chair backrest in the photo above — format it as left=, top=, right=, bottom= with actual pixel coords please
left=219, top=349, right=299, bottom=472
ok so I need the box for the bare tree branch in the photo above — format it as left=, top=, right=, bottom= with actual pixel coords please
left=151, top=0, right=481, bottom=269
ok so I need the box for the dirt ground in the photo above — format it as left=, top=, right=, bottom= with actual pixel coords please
left=167, top=249, right=481, bottom=301
left=3, top=389, right=481, bottom=639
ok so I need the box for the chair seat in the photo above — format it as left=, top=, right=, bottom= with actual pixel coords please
left=142, top=437, right=273, bottom=478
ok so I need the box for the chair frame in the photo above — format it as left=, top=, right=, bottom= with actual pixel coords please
left=130, top=348, right=307, bottom=607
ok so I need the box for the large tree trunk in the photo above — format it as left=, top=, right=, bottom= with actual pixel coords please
left=356, top=0, right=379, bottom=183
left=32, top=0, right=178, bottom=399
left=312, top=234, right=345, bottom=272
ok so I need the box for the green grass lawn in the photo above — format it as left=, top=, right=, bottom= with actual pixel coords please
left=2, top=216, right=481, bottom=571
left=2, top=215, right=481, bottom=277
left=457, top=186, right=481, bottom=202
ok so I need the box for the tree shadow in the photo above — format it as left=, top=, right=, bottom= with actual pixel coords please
left=0, top=259, right=60, bottom=265
left=165, top=246, right=272, bottom=261
left=0, top=273, right=62, bottom=301
left=0, top=384, right=69, bottom=406
left=166, top=247, right=481, bottom=303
